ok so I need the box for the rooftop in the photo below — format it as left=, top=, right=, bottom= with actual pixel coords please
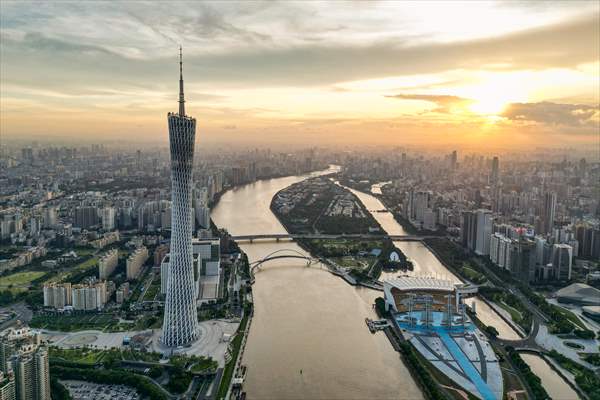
left=385, top=276, right=456, bottom=293
left=556, top=283, right=600, bottom=305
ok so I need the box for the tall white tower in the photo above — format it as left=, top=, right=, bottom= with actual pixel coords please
left=161, top=48, right=200, bottom=347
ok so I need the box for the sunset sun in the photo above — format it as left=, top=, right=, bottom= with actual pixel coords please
left=468, top=97, right=508, bottom=115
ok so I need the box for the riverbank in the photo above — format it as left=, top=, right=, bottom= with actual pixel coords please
left=337, top=178, right=445, bottom=236
left=340, top=182, right=590, bottom=399
left=210, top=168, right=424, bottom=400
left=217, top=304, right=253, bottom=400
left=208, top=167, right=331, bottom=210
left=268, top=179, right=413, bottom=286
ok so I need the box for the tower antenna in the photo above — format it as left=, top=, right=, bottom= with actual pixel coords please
left=178, top=45, right=185, bottom=116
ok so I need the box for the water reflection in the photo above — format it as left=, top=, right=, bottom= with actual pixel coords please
left=211, top=171, right=422, bottom=399
left=520, top=354, right=579, bottom=400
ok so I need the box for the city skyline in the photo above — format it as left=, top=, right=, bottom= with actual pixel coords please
left=1, top=1, right=599, bottom=150
left=3, top=2, right=600, bottom=398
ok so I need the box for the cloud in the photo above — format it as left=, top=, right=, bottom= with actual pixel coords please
left=385, top=94, right=473, bottom=113
left=1, top=9, right=598, bottom=89
left=502, top=101, right=599, bottom=127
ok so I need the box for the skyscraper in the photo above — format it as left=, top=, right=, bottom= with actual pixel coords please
left=490, top=156, right=499, bottom=184
left=0, top=324, right=50, bottom=400
left=541, top=191, right=556, bottom=234
left=552, top=243, right=573, bottom=281
left=161, top=48, right=200, bottom=348
left=461, top=211, right=477, bottom=251
left=475, top=209, right=492, bottom=256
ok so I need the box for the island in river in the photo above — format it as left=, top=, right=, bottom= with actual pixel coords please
left=270, top=177, right=412, bottom=281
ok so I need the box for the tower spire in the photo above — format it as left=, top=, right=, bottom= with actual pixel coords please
left=178, top=45, right=185, bottom=116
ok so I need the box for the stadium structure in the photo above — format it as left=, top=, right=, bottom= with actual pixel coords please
left=384, top=277, right=502, bottom=400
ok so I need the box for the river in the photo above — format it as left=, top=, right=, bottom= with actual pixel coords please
left=355, top=183, right=578, bottom=398
left=345, top=186, right=520, bottom=339
left=211, top=169, right=423, bottom=400
left=520, top=354, right=579, bottom=400
left=211, top=170, right=571, bottom=399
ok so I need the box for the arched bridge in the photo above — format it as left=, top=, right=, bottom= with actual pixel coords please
left=249, top=249, right=318, bottom=277
left=233, top=233, right=436, bottom=243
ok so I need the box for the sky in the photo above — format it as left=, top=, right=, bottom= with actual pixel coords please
left=1, top=1, right=599, bottom=150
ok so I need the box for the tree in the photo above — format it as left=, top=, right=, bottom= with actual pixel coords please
left=148, top=366, right=163, bottom=378
left=574, top=329, right=595, bottom=340
left=485, top=325, right=499, bottom=338
left=374, top=297, right=388, bottom=317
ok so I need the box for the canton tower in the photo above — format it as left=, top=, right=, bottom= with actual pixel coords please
left=161, top=48, right=200, bottom=347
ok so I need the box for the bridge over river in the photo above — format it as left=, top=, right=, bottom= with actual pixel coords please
left=232, top=233, right=438, bottom=242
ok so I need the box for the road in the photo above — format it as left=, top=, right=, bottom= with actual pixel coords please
left=0, top=302, right=32, bottom=330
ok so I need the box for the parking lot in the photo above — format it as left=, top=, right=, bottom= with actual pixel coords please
left=61, top=380, right=140, bottom=400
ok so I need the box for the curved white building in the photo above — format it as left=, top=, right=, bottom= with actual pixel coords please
left=161, top=48, right=200, bottom=348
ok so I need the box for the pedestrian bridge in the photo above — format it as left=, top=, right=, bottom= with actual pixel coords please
left=249, top=249, right=318, bottom=276
left=233, top=233, right=435, bottom=243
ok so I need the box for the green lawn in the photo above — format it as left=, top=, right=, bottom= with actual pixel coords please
left=191, top=357, right=218, bottom=373
left=142, top=280, right=161, bottom=301
left=31, top=313, right=116, bottom=332
left=74, top=257, right=98, bottom=271
left=552, top=304, right=586, bottom=330
left=50, top=348, right=106, bottom=365
left=461, top=265, right=486, bottom=283
left=73, top=247, right=96, bottom=256
left=330, top=256, right=366, bottom=269
left=0, top=271, right=46, bottom=292
left=45, top=256, right=98, bottom=284
left=498, top=301, right=523, bottom=321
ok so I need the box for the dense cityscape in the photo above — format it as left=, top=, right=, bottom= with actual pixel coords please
left=1, top=1, right=599, bottom=400
left=1, top=136, right=599, bottom=399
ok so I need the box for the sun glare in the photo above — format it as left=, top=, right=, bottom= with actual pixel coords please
left=468, top=98, right=508, bottom=115
left=460, top=75, right=528, bottom=116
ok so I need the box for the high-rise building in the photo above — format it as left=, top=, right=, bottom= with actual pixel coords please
left=575, top=224, right=600, bottom=259
left=507, top=240, right=536, bottom=283
left=195, top=204, right=210, bottom=229
left=475, top=209, right=492, bottom=256
left=405, top=190, right=432, bottom=228
left=154, top=244, right=169, bottom=267
left=11, top=347, right=49, bottom=400
left=461, top=211, right=477, bottom=251
left=74, top=206, right=98, bottom=229
left=71, top=281, right=107, bottom=311
left=115, top=282, right=130, bottom=304
left=0, top=371, right=16, bottom=400
left=42, top=207, right=57, bottom=229
left=552, top=244, right=573, bottom=281
left=98, top=249, right=118, bottom=279
left=541, top=191, right=556, bottom=235
left=161, top=49, right=200, bottom=348
left=160, top=254, right=170, bottom=295
left=0, top=325, right=49, bottom=400
left=100, top=207, right=116, bottom=231
left=161, top=238, right=221, bottom=301
left=490, top=156, right=499, bottom=184
left=42, top=283, right=71, bottom=309
left=126, top=246, right=149, bottom=280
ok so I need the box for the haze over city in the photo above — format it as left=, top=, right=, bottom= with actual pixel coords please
left=1, top=1, right=599, bottom=151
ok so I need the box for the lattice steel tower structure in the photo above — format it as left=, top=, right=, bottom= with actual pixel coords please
left=161, top=47, right=200, bottom=347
